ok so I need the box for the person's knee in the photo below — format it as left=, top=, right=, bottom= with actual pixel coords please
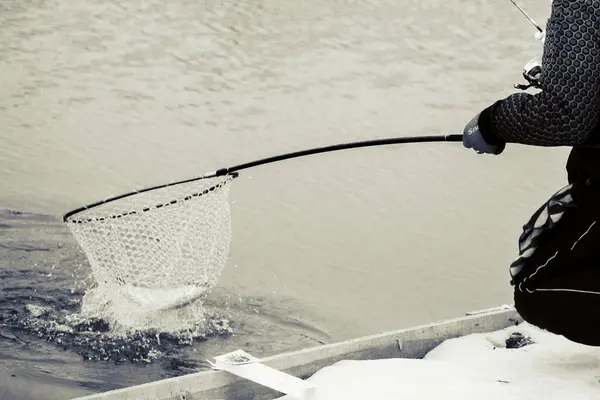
left=514, top=288, right=600, bottom=347
left=513, top=288, right=540, bottom=327
left=513, top=287, right=563, bottom=335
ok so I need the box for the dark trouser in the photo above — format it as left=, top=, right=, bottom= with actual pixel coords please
left=511, top=177, right=600, bottom=346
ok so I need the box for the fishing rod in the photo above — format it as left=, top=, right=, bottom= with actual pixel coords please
left=508, top=0, right=544, bottom=33
left=508, top=0, right=546, bottom=91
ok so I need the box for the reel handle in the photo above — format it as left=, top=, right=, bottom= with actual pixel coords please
left=514, top=59, right=542, bottom=91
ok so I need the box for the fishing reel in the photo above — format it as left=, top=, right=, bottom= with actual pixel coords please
left=507, top=0, right=546, bottom=91
left=514, top=27, right=545, bottom=91
left=514, top=59, right=542, bottom=91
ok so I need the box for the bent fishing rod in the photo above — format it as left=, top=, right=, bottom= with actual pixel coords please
left=63, top=134, right=463, bottom=221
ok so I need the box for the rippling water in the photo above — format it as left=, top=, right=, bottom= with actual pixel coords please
left=0, top=0, right=570, bottom=398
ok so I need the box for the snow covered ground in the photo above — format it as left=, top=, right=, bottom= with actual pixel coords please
left=278, top=322, right=600, bottom=399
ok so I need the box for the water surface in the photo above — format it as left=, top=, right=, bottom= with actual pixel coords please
left=0, top=0, right=569, bottom=398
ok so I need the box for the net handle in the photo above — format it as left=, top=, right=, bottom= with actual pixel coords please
left=205, top=134, right=463, bottom=178
left=63, top=134, right=463, bottom=222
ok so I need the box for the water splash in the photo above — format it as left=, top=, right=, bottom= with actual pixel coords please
left=1, top=300, right=233, bottom=366
left=0, top=209, right=234, bottom=370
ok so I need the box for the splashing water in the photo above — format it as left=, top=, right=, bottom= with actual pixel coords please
left=2, top=299, right=233, bottom=366
left=0, top=210, right=233, bottom=368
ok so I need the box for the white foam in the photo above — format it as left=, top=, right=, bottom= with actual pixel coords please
left=80, top=284, right=210, bottom=332
left=277, top=323, right=600, bottom=399
left=120, top=284, right=206, bottom=311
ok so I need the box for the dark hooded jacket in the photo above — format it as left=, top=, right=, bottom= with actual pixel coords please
left=477, top=0, right=600, bottom=184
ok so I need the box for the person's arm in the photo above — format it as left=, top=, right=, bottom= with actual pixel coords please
left=478, top=0, right=600, bottom=147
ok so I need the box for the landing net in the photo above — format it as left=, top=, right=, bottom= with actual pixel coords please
left=63, top=135, right=463, bottom=329
left=64, top=173, right=237, bottom=323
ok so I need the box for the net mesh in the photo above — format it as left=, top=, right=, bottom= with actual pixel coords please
left=65, top=174, right=236, bottom=325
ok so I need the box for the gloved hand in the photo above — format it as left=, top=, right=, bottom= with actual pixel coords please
left=462, top=113, right=505, bottom=155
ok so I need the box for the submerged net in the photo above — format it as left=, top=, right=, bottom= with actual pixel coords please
left=64, top=174, right=237, bottom=327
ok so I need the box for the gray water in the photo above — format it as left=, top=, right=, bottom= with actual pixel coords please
left=1, top=0, right=572, bottom=398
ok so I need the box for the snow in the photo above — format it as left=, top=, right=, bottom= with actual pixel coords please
left=277, top=322, right=600, bottom=399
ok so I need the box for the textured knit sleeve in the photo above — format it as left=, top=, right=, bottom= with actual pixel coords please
left=478, top=0, right=600, bottom=147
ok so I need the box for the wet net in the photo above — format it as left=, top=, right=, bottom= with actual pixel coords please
left=64, top=173, right=237, bottom=323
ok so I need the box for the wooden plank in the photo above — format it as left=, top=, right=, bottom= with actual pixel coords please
left=73, top=307, right=522, bottom=400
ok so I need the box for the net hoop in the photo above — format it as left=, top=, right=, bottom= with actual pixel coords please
left=64, top=172, right=239, bottom=319
left=63, top=172, right=239, bottom=223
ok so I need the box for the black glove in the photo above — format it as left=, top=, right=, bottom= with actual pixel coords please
left=462, top=113, right=506, bottom=155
